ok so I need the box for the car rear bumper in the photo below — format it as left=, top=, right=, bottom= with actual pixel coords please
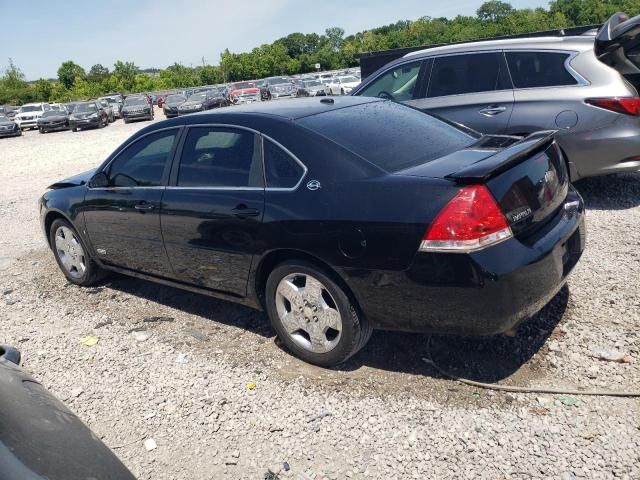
left=123, top=112, right=153, bottom=120
left=343, top=187, right=585, bottom=335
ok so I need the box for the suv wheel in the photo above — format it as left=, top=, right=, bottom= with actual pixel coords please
left=49, top=219, right=107, bottom=286
left=265, top=261, right=372, bottom=367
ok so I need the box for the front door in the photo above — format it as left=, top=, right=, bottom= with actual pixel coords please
left=411, top=52, right=514, bottom=134
left=161, top=126, right=265, bottom=296
left=82, top=128, right=180, bottom=276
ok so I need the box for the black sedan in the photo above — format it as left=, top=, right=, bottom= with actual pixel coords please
left=177, top=90, right=227, bottom=115
left=122, top=95, right=154, bottom=124
left=163, top=93, right=187, bottom=118
left=39, top=97, right=585, bottom=367
left=69, top=101, right=109, bottom=131
left=0, top=114, right=21, bottom=137
left=37, top=109, right=70, bottom=133
left=0, top=346, right=136, bottom=479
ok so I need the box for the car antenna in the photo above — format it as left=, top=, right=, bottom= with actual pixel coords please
left=320, top=98, right=334, bottom=104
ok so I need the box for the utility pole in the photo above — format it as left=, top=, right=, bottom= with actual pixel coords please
left=202, top=56, right=205, bottom=67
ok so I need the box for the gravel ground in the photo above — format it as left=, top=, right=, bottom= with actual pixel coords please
left=1, top=110, right=639, bottom=479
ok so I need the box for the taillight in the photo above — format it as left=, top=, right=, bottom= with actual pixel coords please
left=585, top=97, right=640, bottom=115
left=420, top=185, right=512, bottom=252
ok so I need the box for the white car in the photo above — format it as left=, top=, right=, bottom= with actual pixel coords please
left=14, top=103, right=50, bottom=130
left=327, top=75, right=361, bottom=95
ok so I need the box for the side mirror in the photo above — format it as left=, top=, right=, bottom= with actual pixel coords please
left=88, top=172, right=109, bottom=188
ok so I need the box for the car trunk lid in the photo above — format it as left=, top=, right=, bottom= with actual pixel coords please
left=594, top=12, right=640, bottom=90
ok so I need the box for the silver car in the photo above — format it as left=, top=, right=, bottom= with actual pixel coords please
left=352, top=13, right=640, bottom=180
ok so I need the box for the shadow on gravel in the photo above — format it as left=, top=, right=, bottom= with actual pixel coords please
left=338, top=285, right=570, bottom=383
left=575, top=172, right=640, bottom=210
left=103, top=275, right=274, bottom=338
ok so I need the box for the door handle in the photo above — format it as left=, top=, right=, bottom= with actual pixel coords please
left=479, top=105, right=507, bottom=117
left=231, top=205, right=260, bottom=218
left=134, top=202, right=155, bottom=211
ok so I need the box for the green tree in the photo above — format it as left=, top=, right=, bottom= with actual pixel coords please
left=477, top=1, right=515, bottom=22
left=34, top=79, right=53, bottom=101
left=57, top=61, right=86, bottom=90
left=87, top=64, right=110, bottom=84
left=113, top=61, right=140, bottom=91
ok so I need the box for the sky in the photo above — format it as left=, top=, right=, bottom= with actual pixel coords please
left=0, top=0, right=548, bottom=80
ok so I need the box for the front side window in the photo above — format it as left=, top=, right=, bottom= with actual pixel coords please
left=357, top=61, right=422, bottom=101
left=428, top=53, right=510, bottom=98
left=505, top=51, right=578, bottom=88
left=264, top=140, right=304, bottom=188
left=177, top=127, right=262, bottom=188
left=107, top=129, right=178, bottom=187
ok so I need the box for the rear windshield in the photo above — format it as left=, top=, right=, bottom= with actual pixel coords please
left=297, top=101, right=476, bottom=172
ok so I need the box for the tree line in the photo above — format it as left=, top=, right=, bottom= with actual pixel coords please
left=0, top=0, right=637, bottom=105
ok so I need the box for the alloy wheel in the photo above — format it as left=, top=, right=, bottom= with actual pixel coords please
left=275, top=273, right=342, bottom=353
left=54, top=226, right=86, bottom=279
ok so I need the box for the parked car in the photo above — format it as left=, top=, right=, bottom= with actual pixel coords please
left=0, top=114, right=21, bottom=137
left=48, top=102, right=67, bottom=112
left=163, top=93, right=187, bottom=118
left=69, top=101, right=109, bottom=131
left=100, top=95, right=123, bottom=118
left=14, top=102, right=50, bottom=130
left=64, top=102, right=79, bottom=114
left=39, top=97, right=584, bottom=367
left=0, top=105, right=19, bottom=119
left=97, top=99, right=115, bottom=123
left=177, top=91, right=225, bottom=115
left=261, top=76, right=296, bottom=100
left=228, top=81, right=261, bottom=104
left=327, top=75, right=361, bottom=95
left=295, top=79, right=327, bottom=97
left=353, top=13, right=640, bottom=180
left=121, top=95, right=154, bottom=123
left=0, top=346, right=136, bottom=480
left=37, top=109, right=70, bottom=133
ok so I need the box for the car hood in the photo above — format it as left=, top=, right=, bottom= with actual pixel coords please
left=0, top=348, right=136, bottom=479
left=48, top=168, right=96, bottom=189
left=340, top=81, right=360, bottom=88
left=15, top=112, right=40, bottom=118
left=0, top=120, right=15, bottom=126
left=39, top=115, right=67, bottom=122
left=122, top=104, right=148, bottom=110
left=180, top=101, right=204, bottom=108
left=232, top=88, right=259, bottom=95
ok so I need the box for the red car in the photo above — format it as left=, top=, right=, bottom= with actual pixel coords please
left=228, top=81, right=261, bottom=104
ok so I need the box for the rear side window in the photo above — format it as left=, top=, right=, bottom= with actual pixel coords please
left=264, top=140, right=304, bottom=188
left=506, top=52, right=578, bottom=88
left=357, top=61, right=422, bottom=101
left=177, top=127, right=263, bottom=188
left=298, top=101, right=476, bottom=172
left=428, top=53, right=511, bottom=97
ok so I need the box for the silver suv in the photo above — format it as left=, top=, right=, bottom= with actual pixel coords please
left=352, top=13, right=640, bottom=180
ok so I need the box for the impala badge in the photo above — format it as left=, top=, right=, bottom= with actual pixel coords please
left=306, top=180, right=321, bottom=191
left=507, top=207, right=533, bottom=223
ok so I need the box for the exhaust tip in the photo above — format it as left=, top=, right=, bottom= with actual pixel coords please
left=0, top=345, right=21, bottom=365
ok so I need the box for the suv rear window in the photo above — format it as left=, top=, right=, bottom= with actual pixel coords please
left=506, top=51, right=578, bottom=88
left=297, top=101, right=476, bottom=172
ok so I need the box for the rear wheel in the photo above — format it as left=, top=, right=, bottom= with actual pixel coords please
left=39, top=128, right=45, bottom=134
left=71, top=127, right=78, bottom=132
left=49, top=219, right=108, bottom=286
left=265, top=261, right=372, bottom=367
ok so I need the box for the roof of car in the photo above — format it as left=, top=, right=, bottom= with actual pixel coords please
left=187, top=96, right=382, bottom=121
left=403, top=35, right=595, bottom=60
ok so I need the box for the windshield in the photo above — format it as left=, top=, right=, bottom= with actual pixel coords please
left=20, top=105, right=41, bottom=113
left=42, top=110, right=64, bottom=117
left=74, top=102, right=98, bottom=113
left=102, top=97, right=118, bottom=104
left=187, top=93, right=206, bottom=102
left=124, top=97, right=147, bottom=106
left=304, top=80, right=322, bottom=87
left=233, top=82, right=256, bottom=89
left=166, top=94, right=186, bottom=104
left=299, top=101, right=475, bottom=172
left=268, top=78, right=290, bottom=85
left=0, top=115, right=9, bottom=122
left=65, top=103, right=77, bottom=113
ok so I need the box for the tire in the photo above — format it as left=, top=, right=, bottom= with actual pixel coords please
left=49, top=218, right=108, bottom=287
left=124, top=118, right=129, bottom=124
left=39, top=128, right=45, bottom=134
left=265, top=261, right=372, bottom=367
left=340, top=88, right=344, bottom=95
left=71, top=127, right=78, bottom=132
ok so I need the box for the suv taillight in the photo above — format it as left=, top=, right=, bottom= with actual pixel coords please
left=585, top=97, right=640, bottom=115
left=420, top=185, right=512, bottom=253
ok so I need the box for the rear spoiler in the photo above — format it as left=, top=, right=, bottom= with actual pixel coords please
left=446, top=131, right=557, bottom=182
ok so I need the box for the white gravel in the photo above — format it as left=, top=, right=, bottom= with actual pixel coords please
left=0, top=111, right=639, bottom=479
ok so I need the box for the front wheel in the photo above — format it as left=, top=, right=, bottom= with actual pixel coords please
left=49, top=219, right=108, bottom=286
left=265, top=261, right=372, bottom=367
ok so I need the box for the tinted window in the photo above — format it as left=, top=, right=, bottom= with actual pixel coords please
left=177, top=127, right=262, bottom=188
left=298, top=101, right=475, bottom=172
left=506, top=51, right=577, bottom=88
left=428, top=53, right=510, bottom=97
left=264, top=140, right=304, bottom=188
left=108, top=129, right=177, bottom=187
left=357, top=61, right=422, bottom=101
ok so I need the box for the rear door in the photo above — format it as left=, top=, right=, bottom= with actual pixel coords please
left=161, top=126, right=264, bottom=296
left=412, top=52, right=514, bottom=134
left=595, top=13, right=640, bottom=88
